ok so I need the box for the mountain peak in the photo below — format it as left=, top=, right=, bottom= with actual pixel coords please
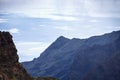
left=46, top=36, right=70, bottom=50
left=57, top=36, right=69, bottom=41
left=38, top=36, right=70, bottom=58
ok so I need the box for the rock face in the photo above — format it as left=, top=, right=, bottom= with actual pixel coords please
left=0, top=31, right=32, bottom=80
left=23, top=30, right=120, bottom=80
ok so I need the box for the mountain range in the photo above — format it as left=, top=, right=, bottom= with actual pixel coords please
left=22, top=30, right=120, bottom=80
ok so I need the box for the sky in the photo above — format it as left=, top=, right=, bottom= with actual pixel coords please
left=0, top=0, right=120, bottom=62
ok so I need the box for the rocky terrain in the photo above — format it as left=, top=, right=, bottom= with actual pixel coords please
left=0, top=31, right=33, bottom=80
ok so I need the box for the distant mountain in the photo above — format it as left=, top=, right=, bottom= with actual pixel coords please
left=22, top=30, right=120, bottom=80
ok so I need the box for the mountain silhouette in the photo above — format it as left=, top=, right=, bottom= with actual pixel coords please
left=22, top=30, right=120, bottom=80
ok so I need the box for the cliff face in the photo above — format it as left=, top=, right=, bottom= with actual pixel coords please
left=0, top=31, right=32, bottom=80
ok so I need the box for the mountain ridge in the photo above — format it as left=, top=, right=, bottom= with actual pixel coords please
left=22, top=30, right=120, bottom=80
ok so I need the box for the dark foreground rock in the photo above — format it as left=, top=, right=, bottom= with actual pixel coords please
left=0, top=31, right=33, bottom=80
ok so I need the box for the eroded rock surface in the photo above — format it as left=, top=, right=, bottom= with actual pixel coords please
left=0, top=31, right=33, bottom=80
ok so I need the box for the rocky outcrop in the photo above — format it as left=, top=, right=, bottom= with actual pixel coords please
left=0, top=31, right=33, bottom=80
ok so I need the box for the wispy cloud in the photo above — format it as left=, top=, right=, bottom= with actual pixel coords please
left=55, top=26, right=75, bottom=31
left=24, top=13, right=78, bottom=21
left=89, top=19, right=99, bottom=23
left=84, top=0, right=120, bottom=18
left=1, top=28, right=19, bottom=34
left=1, top=0, right=120, bottom=18
left=16, top=41, right=50, bottom=61
left=0, top=18, right=8, bottom=23
left=9, top=28, right=19, bottom=33
left=49, top=15, right=78, bottom=21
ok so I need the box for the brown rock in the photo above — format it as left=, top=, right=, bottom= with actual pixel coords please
left=0, top=31, right=33, bottom=80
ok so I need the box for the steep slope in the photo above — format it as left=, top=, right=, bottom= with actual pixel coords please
left=66, top=31, right=120, bottom=80
left=83, top=36, right=120, bottom=80
left=23, top=36, right=72, bottom=77
left=83, top=51, right=120, bottom=80
left=0, top=31, right=33, bottom=80
left=68, top=39, right=120, bottom=80
left=23, top=30, right=120, bottom=80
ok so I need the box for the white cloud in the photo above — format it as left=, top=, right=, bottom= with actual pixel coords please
left=23, top=12, right=78, bottom=21
left=0, top=18, right=8, bottom=23
left=9, top=28, right=19, bottom=33
left=1, top=28, right=19, bottom=34
left=15, top=41, right=50, bottom=61
left=89, top=19, right=99, bottom=23
left=103, top=26, right=120, bottom=31
left=49, top=15, right=78, bottom=21
left=55, top=26, right=75, bottom=31
left=16, top=42, right=42, bottom=45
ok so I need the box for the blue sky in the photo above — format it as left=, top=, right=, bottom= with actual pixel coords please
left=0, top=0, right=120, bottom=62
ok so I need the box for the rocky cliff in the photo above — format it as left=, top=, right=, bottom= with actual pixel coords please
left=0, top=31, right=33, bottom=80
